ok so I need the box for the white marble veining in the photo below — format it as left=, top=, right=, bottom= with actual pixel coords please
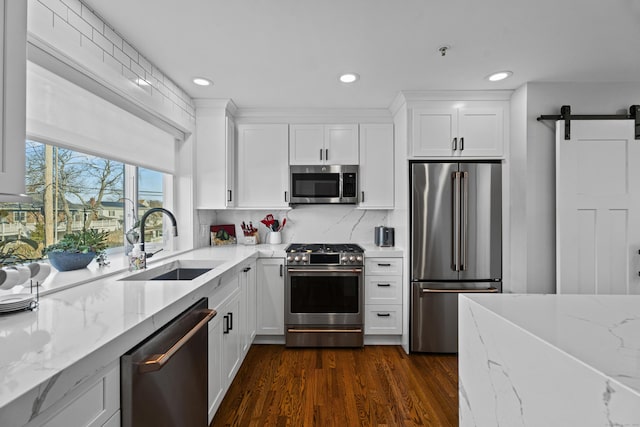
left=213, top=204, right=390, bottom=245
left=0, top=245, right=259, bottom=425
left=459, top=294, right=640, bottom=427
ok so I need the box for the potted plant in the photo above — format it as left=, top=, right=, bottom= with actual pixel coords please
left=43, top=229, right=109, bottom=271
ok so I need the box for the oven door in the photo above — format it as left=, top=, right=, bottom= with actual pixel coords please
left=286, top=267, right=363, bottom=326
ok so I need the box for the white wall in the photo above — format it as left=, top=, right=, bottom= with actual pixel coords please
left=510, top=82, right=640, bottom=294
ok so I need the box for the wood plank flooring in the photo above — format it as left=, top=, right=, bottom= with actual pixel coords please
left=210, top=345, right=458, bottom=427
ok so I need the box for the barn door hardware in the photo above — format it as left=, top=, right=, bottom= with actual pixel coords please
left=537, top=105, right=640, bottom=140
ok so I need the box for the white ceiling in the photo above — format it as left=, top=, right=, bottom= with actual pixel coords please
left=82, top=0, right=640, bottom=109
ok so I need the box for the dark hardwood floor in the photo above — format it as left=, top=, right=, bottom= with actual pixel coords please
left=210, top=345, right=458, bottom=427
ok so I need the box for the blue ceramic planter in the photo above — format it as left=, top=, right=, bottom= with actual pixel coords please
left=47, top=252, right=95, bottom=271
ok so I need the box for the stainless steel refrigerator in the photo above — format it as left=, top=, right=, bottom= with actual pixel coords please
left=410, top=161, right=502, bottom=353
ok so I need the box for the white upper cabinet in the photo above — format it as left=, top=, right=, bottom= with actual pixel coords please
left=411, top=102, right=506, bottom=158
left=0, top=1, right=27, bottom=196
left=236, top=123, right=290, bottom=208
left=195, top=100, right=236, bottom=209
left=289, top=124, right=359, bottom=165
left=359, top=123, right=394, bottom=209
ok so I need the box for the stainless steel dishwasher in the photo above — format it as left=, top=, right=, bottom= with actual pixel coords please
left=121, top=298, right=216, bottom=427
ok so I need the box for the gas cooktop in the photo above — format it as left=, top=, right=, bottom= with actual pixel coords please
left=285, top=243, right=364, bottom=254
left=285, top=243, right=365, bottom=266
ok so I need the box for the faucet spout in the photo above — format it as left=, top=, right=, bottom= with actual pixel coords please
left=139, top=208, right=178, bottom=253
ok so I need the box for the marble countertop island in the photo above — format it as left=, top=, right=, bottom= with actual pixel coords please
left=459, top=294, right=640, bottom=427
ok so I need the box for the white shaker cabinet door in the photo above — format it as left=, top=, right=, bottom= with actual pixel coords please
left=324, top=124, right=359, bottom=165
left=359, top=123, right=394, bottom=208
left=289, top=124, right=324, bottom=165
left=256, top=258, right=285, bottom=335
left=236, top=124, right=290, bottom=208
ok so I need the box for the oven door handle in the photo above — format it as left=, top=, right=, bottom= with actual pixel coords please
left=287, top=268, right=363, bottom=274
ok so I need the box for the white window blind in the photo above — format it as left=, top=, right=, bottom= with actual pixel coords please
left=26, top=61, right=176, bottom=174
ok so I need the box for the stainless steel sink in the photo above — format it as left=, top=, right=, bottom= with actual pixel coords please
left=120, top=260, right=222, bottom=281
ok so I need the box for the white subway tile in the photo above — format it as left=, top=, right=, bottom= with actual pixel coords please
left=80, top=35, right=104, bottom=63
left=138, top=56, right=152, bottom=74
left=67, top=10, right=92, bottom=37
left=39, top=0, right=67, bottom=20
left=113, top=47, right=130, bottom=68
left=60, top=0, right=81, bottom=15
left=104, top=26, right=123, bottom=49
left=52, top=14, right=81, bottom=49
left=28, top=0, right=54, bottom=32
left=122, top=41, right=138, bottom=62
left=103, top=52, right=122, bottom=74
left=80, top=4, right=103, bottom=33
left=92, top=29, right=112, bottom=54
left=130, top=61, right=145, bottom=79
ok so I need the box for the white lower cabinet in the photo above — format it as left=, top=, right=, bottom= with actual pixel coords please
left=102, top=411, right=120, bottom=427
left=25, top=361, right=119, bottom=427
left=207, top=261, right=257, bottom=423
left=256, top=258, right=285, bottom=335
left=364, top=257, right=403, bottom=335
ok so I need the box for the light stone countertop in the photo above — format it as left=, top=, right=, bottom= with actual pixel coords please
left=463, top=294, right=640, bottom=397
left=0, top=244, right=266, bottom=422
left=0, top=241, right=403, bottom=423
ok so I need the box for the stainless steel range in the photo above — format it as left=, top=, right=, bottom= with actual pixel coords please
left=285, top=243, right=364, bottom=347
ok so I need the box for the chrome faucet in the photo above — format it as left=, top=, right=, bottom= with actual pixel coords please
left=139, top=208, right=178, bottom=256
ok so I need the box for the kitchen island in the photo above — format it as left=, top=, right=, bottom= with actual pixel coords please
left=459, top=294, right=640, bottom=427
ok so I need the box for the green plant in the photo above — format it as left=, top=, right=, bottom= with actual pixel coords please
left=43, top=229, right=109, bottom=257
left=0, top=237, right=40, bottom=266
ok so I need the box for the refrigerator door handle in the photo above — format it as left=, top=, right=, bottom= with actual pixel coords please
left=460, top=171, right=469, bottom=271
left=451, top=171, right=461, bottom=271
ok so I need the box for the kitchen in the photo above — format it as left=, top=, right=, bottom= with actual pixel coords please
left=1, top=1, right=640, bottom=426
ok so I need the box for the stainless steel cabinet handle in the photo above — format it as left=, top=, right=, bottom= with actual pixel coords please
left=139, top=309, right=216, bottom=373
left=377, top=263, right=391, bottom=267
left=227, top=189, right=232, bottom=202
left=320, top=149, right=323, bottom=161
left=325, top=149, right=329, bottom=161
left=243, top=267, right=251, bottom=272
left=284, top=191, right=288, bottom=202
left=452, top=137, right=458, bottom=150
left=460, top=137, right=464, bottom=151
left=279, top=264, right=283, bottom=277
left=361, top=191, right=365, bottom=202
left=421, top=287, right=499, bottom=294
left=377, top=283, right=391, bottom=287
left=376, top=313, right=391, bottom=317
left=227, top=312, right=233, bottom=331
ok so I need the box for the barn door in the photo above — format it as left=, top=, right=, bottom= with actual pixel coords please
left=556, top=120, right=640, bottom=294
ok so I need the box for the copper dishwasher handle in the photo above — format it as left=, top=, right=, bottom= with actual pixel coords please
left=138, top=308, right=216, bottom=373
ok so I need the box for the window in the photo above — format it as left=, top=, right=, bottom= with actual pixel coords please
left=0, top=140, right=171, bottom=260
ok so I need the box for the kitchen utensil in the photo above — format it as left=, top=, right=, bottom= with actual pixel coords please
left=272, top=219, right=279, bottom=231
left=278, top=218, right=287, bottom=231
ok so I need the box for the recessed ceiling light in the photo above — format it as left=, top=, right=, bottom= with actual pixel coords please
left=193, top=77, right=212, bottom=86
left=487, top=71, right=513, bottom=82
left=339, top=73, right=359, bottom=83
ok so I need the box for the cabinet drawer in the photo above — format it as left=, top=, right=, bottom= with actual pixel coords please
left=365, top=305, right=402, bottom=335
left=365, top=276, right=402, bottom=305
left=365, top=258, right=402, bottom=275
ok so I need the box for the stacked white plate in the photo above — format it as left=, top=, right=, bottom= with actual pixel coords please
left=0, top=293, right=36, bottom=313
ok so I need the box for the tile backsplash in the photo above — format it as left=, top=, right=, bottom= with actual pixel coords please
left=198, top=205, right=390, bottom=246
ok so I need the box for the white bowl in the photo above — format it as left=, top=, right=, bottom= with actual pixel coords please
left=0, top=268, right=20, bottom=290
left=27, top=262, right=51, bottom=284
left=12, top=265, right=31, bottom=286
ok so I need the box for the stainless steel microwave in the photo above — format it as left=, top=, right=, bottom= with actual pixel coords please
left=289, top=165, right=358, bottom=204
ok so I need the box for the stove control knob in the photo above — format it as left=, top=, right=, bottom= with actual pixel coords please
left=301, top=255, right=308, bottom=262
left=341, top=256, right=348, bottom=262
left=349, top=256, right=355, bottom=262
left=356, top=255, right=363, bottom=262
left=287, top=255, right=293, bottom=262
left=294, top=256, right=300, bottom=262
